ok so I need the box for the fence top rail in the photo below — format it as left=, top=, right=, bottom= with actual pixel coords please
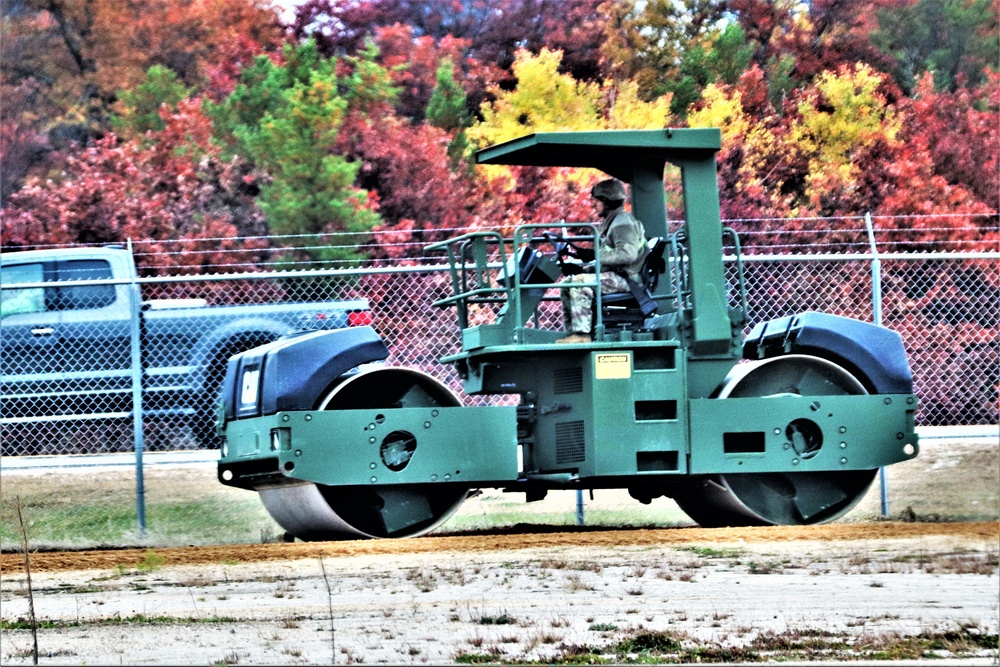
left=1, top=251, right=997, bottom=289
left=739, top=251, right=1000, bottom=262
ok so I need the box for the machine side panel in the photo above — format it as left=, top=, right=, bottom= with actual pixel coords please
left=220, top=406, right=519, bottom=488
left=687, top=394, right=918, bottom=474
left=590, top=348, right=689, bottom=477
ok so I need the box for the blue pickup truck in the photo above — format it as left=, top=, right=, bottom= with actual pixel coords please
left=0, top=246, right=372, bottom=453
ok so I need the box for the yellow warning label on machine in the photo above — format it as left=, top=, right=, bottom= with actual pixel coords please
left=595, top=352, right=632, bottom=380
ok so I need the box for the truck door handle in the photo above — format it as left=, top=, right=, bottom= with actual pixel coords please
left=30, top=327, right=55, bottom=336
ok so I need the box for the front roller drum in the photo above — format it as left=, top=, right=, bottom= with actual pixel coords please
left=259, top=367, right=470, bottom=539
left=675, top=354, right=880, bottom=527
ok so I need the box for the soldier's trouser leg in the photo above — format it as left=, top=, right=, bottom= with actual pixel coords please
left=560, top=272, right=630, bottom=333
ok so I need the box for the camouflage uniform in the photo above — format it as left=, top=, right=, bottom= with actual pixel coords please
left=560, top=203, right=647, bottom=334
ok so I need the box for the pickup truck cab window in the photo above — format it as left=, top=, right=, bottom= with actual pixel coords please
left=1, top=262, right=45, bottom=317
left=52, top=259, right=115, bottom=311
left=1, top=259, right=115, bottom=318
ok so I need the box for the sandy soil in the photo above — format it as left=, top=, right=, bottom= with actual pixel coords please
left=2, top=522, right=998, bottom=665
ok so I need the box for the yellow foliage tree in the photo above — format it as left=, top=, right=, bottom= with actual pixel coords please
left=686, top=84, right=749, bottom=143
left=470, top=48, right=676, bottom=147
left=468, top=48, right=603, bottom=148
left=468, top=48, right=675, bottom=198
left=688, top=83, right=793, bottom=216
left=604, top=80, right=673, bottom=130
left=790, top=63, right=901, bottom=208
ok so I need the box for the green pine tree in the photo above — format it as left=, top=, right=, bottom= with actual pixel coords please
left=112, top=66, right=191, bottom=139
left=427, top=58, right=470, bottom=166
left=208, top=40, right=380, bottom=267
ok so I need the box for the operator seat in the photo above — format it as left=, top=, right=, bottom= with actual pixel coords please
left=601, top=237, right=668, bottom=331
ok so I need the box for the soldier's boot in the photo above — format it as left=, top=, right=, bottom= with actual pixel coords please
left=555, top=332, right=592, bottom=344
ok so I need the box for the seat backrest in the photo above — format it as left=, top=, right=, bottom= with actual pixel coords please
left=640, top=237, right=668, bottom=292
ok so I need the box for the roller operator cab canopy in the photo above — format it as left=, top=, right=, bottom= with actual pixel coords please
left=475, top=128, right=730, bottom=353
left=474, top=128, right=723, bottom=241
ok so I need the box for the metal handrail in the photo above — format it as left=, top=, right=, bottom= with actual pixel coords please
left=510, top=223, right=600, bottom=340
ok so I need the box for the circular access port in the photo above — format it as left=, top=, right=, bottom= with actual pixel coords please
left=786, top=418, right=823, bottom=459
left=380, top=431, right=417, bottom=471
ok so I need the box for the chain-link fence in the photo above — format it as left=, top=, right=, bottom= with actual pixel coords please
left=2, top=242, right=997, bottom=549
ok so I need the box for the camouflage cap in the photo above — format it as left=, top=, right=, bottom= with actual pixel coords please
left=590, top=178, right=627, bottom=203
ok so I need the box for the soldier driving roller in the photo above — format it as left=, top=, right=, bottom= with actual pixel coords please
left=556, top=178, right=649, bottom=344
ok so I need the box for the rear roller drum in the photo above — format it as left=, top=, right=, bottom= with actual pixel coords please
left=259, top=367, right=470, bottom=540
left=675, top=354, right=878, bottom=527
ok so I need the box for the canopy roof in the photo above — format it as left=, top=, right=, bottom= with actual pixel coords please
left=474, top=128, right=721, bottom=179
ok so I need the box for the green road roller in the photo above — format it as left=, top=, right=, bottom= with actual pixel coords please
left=217, top=129, right=919, bottom=539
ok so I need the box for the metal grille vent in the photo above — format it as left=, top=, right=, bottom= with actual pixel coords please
left=553, top=367, right=584, bottom=394
left=555, top=420, right=586, bottom=463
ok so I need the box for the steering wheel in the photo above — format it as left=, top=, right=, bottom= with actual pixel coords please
left=541, top=231, right=591, bottom=275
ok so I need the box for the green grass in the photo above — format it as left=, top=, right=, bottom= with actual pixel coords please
left=502, top=626, right=998, bottom=664
left=0, top=466, right=276, bottom=549
left=1, top=614, right=242, bottom=630
left=678, top=546, right=746, bottom=559
left=454, top=653, right=505, bottom=664
left=478, top=614, right=516, bottom=625
left=0, top=496, right=273, bottom=549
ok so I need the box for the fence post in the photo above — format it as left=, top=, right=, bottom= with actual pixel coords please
left=864, top=213, right=890, bottom=519
left=575, top=489, right=585, bottom=526
left=127, top=240, right=147, bottom=539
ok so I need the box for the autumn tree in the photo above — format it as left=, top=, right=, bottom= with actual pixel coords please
left=0, top=98, right=269, bottom=275
left=876, top=70, right=997, bottom=250
left=290, top=0, right=609, bottom=81
left=690, top=0, right=904, bottom=108
left=369, top=23, right=496, bottom=125
left=0, top=78, right=50, bottom=204
left=467, top=48, right=676, bottom=232
left=328, top=43, right=480, bottom=260
left=872, top=0, right=1000, bottom=93
left=602, top=0, right=733, bottom=111
left=901, top=71, right=1000, bottom=210
left=687, top=69, right=798, bottom=222
left=208, top=40, right=381, bottom=265
left=0, top=0, right=282, bottom=202
left=775, top=0, right=899, bottom=84
left=788, top=63, right=901, bottom=216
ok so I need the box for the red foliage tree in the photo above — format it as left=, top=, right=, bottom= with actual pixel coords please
left=336, top=109, right=477, bottom=260
left=0, top=0, right=283, bottom=204
left=0, top=99, right=270, bottom=275
left=901, top=71, right=1000, bottom=211
left=728, top=0, right=903, bottom=95
left=289, top=0, right=609, bottom=115
left=372, top=25, right=483, bottom=122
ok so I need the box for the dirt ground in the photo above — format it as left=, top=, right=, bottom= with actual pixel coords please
left=2, top=521, right=998, bottom=665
